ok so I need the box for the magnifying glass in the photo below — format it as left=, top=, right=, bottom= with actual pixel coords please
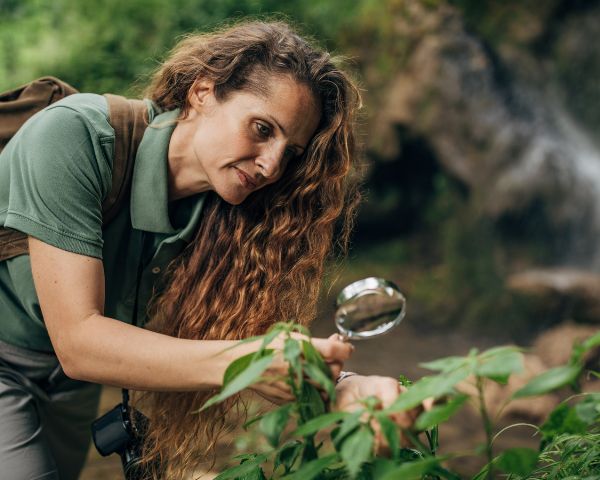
left=334, top=277, right=406, bottom=340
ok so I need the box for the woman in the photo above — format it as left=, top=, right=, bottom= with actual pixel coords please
left=0, top=20, right=415, bottom=480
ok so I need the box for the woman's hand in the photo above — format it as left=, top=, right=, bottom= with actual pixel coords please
left=249, top=333, right=354, bottom=404
left=334, top=374, right=432, bottom=452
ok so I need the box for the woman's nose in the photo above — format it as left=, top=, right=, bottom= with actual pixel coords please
left=256, top=142, right=286, bottom=179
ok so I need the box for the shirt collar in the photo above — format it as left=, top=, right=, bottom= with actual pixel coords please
left=130, top=106, right=203, bottom=235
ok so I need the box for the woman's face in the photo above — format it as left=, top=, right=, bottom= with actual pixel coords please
left=179, top=75, right=321, bottom=205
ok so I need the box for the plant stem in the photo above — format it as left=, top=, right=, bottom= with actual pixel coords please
left=476, top=376, right=494, bottom=480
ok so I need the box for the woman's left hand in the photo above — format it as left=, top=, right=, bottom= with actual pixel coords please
left=334, top=374, right=432, bottom=452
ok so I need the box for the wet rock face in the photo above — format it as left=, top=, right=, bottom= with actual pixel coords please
left=550, top=2, right=600, bottom=132
left=507, top=268, right=600, bottom=323
left=371, top=2, right=600, bottom=268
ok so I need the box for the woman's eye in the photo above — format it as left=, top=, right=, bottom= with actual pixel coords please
left=255, top=122, right=271, bottom=138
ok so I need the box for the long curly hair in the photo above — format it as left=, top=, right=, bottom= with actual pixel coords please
left=133, top=19, right=362, bottom=479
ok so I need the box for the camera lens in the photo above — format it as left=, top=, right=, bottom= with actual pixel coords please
left=91, top=404, right=131, bottom=456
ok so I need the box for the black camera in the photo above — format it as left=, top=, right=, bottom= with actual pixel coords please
left=91, top=402, right=151, bottom=480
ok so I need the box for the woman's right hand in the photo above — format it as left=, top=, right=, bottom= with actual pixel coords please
left=249, top=333, right=354, bottom=404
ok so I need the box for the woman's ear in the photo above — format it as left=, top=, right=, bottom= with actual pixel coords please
left=188, top=79, right=216, bottom=113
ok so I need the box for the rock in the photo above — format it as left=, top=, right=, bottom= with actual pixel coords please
left=370, top=1, right=600, bottom=268
left=507, top=268, right=600, bottom=322
left=533, top=321, right=599, bottom=368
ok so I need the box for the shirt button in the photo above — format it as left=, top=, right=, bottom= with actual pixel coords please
left=151, top=267, right=161, bottom=274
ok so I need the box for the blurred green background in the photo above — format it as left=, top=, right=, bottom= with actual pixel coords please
left=3, top=0, right=600, bottom=341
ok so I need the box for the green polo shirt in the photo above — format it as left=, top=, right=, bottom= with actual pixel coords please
left=0, top=93, right=206, bottom=352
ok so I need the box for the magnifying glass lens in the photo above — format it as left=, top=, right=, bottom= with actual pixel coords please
left=334, top=278, right=406, bottom=340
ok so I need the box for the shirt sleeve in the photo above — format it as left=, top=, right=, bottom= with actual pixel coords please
left=3, top=104, right=114, bottom=259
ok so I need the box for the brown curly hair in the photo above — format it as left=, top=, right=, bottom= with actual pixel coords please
left=133, top=19, right=362, bottom=479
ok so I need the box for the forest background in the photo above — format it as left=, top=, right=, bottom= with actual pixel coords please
left=1, top=0, right=599, bottom=477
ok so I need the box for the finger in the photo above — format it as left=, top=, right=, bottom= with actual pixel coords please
left=327, top=333, right=345, bottom=342
left=389, top=411, right=415, bottom=430
left=328, top=361, right=342, bottom=380
left=313, top=336, right=354, bottom=363
left=304, top=373, right=338, bottom=402
left=327, top=333, right=356, bottom=357
left=251, top=380, right=295, bottom=404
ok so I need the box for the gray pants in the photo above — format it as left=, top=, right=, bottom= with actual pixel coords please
left=0, top=340, right=102, bottom=480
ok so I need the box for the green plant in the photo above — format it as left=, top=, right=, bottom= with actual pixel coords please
left=200, top=324, right=600, bottom=479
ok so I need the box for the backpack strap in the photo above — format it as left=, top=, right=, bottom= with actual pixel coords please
left=0, top=76, right=78, bottom=151
left=102, top=94, right=148, bottom=226
left=0, top=94, right=148, bottom=262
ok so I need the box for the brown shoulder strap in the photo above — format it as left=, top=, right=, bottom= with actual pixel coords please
left=102, top=94, right=148, bottom=226
left=0, top=93, right=148, bottom=262
left=0, top=76, right=78, bottom=151
left=0, top=77, right=78, bottom=262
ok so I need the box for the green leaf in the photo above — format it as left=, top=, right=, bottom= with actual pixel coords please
left=243, top=415, right=263, bottom=430
left=415, top=394, right=468, bottom=431
left=298, top=382, right=326, bottom=421
left=513, top=364, right=582, bottom=398
left=420, top=356, right=469, bottom=373
left=291, top=323, right=311, bottom=337
left=376, top=457, right=440, bottom=480
left=238, top=466, right=267, bottom=480
left=574, top=393, right=600, bottom=425
left=375, top=414, right=400, bottom=458
left=232, top=453, right=261, bottom=462
left=571, top=330, right=600, bottom=366
left=260, top=404, right=292, bottom=448
left=362, top=395, right=381, bottom=411
left=340, top=425, right=374, bottom=478
left=304, top=362, right=336, bottom=402
left=581, top=330, right=600, bottom=352
left=199, top=354, right=274, bottom=411
left=332, top=411, right=362, bottom=447
left=293, top=411, right=347, bottom=437
left=478, top=345, right=522, bottom=359
left=280, top=454, right=337, bottom=480
left=258, top=327, right=284, bottom=356
left=274, top=441, right=303, bottom=474
left=284, top=337, right=302, bottom=387
left=475, top=350, right=523, bottom=380
left=540, top=403, right=588, bottom=446
left=371, top=458, right=397, bottom=479
left=214, top=454, right=268, bottom=480
left=471, top=462, right=494, bottom=480
left=302, top=340, right=332, bottom=377
left=284, top=337, right=301, bottom=363
left=222, top=354, right=251, bottom=387
left=388, top=367, right=470, bottom=413
left=222, top=349, right=274, bottom=387
left=496, top=447, right=538, bottom=476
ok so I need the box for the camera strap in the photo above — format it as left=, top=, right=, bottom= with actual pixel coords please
left=121, top=230, right=148, bottom=419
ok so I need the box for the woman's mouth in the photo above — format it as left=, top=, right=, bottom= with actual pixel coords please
left=235, top=168, right=258, bottom=190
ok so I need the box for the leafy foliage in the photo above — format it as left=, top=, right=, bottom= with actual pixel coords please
left=201, top=323, right=600, bottom=479
left=0, top=0, right=371, bottom=94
